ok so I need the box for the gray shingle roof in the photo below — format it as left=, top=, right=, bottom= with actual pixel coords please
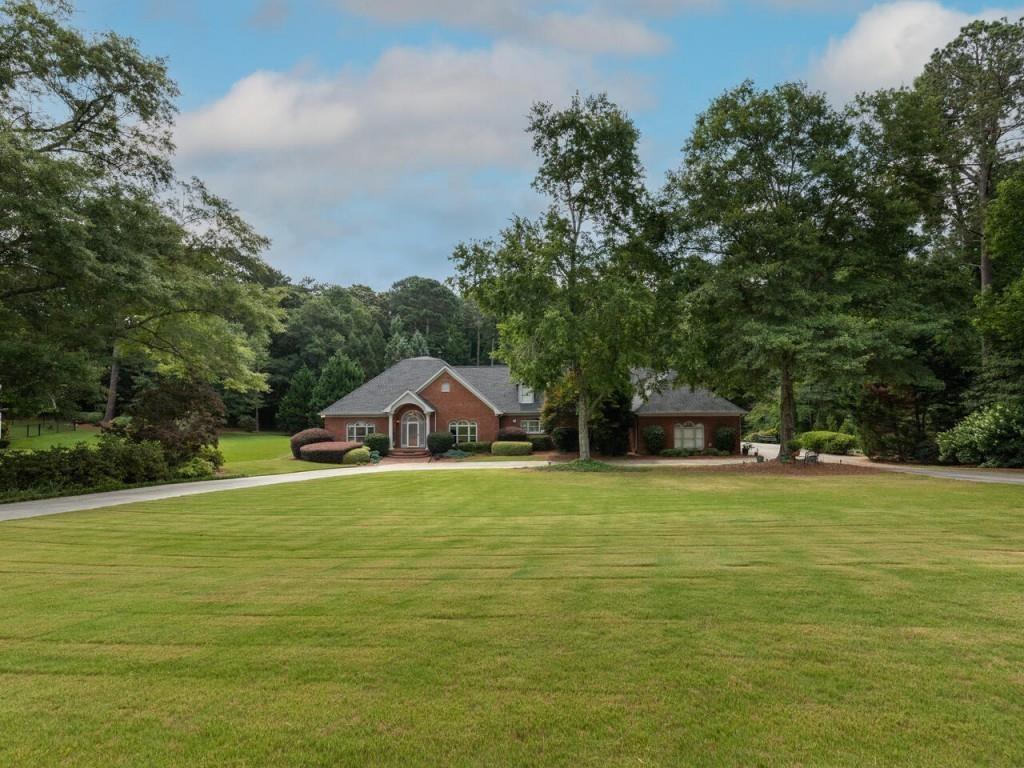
left=453, top=365, right=545, bottom=414
left=631, top=369, right=745, bottom=415
left=320, top=357, right=447, bottom=415
left=321, top=357, right=741, bottom=416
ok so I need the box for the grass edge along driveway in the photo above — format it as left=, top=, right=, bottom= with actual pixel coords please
left=1, top=469, right=1022, bottom=766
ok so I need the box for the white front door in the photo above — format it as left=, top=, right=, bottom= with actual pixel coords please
left=402, top=412, right=424, bottom=448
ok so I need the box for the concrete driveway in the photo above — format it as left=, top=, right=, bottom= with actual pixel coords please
left=749, top=442, right=1024, bottom=486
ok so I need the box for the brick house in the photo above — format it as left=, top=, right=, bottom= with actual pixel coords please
left=320, top=356, right=745, bottom=455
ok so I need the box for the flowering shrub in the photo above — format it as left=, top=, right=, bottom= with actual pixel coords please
left=937, top=404, right=1024, bottom=467
left=298, top=441, right=360, bottom=463
left=290, top=428, right=335, bottom=459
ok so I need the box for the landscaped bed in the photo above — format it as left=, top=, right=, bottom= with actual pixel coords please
left=1, top=470, right=1022, bottom=765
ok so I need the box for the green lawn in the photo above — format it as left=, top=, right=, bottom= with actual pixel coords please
left=1, top=470, right=1023, bottom=766
left=6, top=429, right=336, bottom=476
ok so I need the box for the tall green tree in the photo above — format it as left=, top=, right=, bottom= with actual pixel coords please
left=917, top=18, right=1024, bottom=293
left=386, top=276, right=469, bottom=362
left=276, top=366, right=317, bottom=433
left=453, top=93, right=657, bottom=460
left=665, top=82, right=902, bottom=459
left=310, top=352, right=364, bottom=414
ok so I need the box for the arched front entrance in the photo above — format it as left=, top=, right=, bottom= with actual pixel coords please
left=401, top=410, right=425, bottom=449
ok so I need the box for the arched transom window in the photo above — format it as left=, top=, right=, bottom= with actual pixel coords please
left=449, top=420, right=478, bottom=443
left=674, top=421, right=704, bottom=451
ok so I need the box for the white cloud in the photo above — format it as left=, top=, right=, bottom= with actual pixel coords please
left=331, top=1, right=681, bottom=55
left=174, top=42, right=646, bottom=283
left=809, top=1, right=1023, bottom=101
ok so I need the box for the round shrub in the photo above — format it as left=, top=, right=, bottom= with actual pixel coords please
left=713, top=426, right=737, bottom=453
left=491, top=441, right=532, bottom=456
left=177, top=457, right=216, bottom=479
left=363, top=433, right=390, bottom=456
left=551, top=427, right=579, bottom=453
left=528, top=434, right=553, bottom=452
left=497, top=426, right=529, bottom=442
left=237, top=415, right=258, bottom=433
left=642, top=425, right=665, bottom=454
left=937, top=404, right=1024, bottom=467
left=290, top=428, right=335, bottom=459
left=299, top=441, right=360, bottom=463
left=343, top=447, right=372, bottom=465
left=427, top=431, right=455, bottom=455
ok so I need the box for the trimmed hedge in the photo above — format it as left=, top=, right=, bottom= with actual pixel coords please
left=713, top=426, right=737, bottom=453
left=456, top=440, right=492, bottom=454
left=528, top=434, right=554, bottom=452
left=497, top=426, right=529, bottom=442
left=660, top=448, right=691, bottom=458
left=290, top=428, right=335, bottom=459
left=427, top=431, right=455, bottom=455
left=492, top=441, right=533, bottom=456
left=551, top=427, right=579, bottom=453
left=363, top=433, right=390, bottom=456
left=795, top=431, right=858, bottom=455
left=642, top=425, right=665, bottom=454
left=343, top=447, right=372, bottom=465
left=298, top=441, right=360, bottom=463
left=0, top=435, right=173, bottom=499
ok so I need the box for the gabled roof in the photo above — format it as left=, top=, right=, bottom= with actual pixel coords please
left=321, top=357, right=448, bottom=416
left=452, top=365, right=545, bottom=414
left=385, top=390, right=435, bottom=413
left=631, top=369, right=746, bottom=415
left=321, top=357, right=742, bottom=417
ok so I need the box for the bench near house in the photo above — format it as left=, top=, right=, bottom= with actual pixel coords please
left=320, top=356, right=745, bottom=456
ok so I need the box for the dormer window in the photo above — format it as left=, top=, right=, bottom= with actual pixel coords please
left=441, top=381, right=451, bottom=393
left=518, top=385, right=534, bottom=405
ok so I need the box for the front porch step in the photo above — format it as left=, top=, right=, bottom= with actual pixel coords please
left=390, top=447, right=430, bottom=458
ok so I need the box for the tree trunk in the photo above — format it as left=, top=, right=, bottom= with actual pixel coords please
left=476, top=323, right=481, bottom=366
left=778, top=362, right=796, bottom=460
left=979, top=160, right=994, bottom=292
left=577, top=395, right=591, bottom=462
left=103, top=351, right=120, bottom=423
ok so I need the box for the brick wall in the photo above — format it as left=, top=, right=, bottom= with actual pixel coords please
left=419, top=375, right=501, bottom=442
left=635, top=415, right=743, bottom=454
left=324, top=416, right=388, bottom=441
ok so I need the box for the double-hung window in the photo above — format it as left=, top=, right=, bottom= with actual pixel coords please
left=347, top=422, right=375, bottom=443
left=520, top=419, right=542, bottom=434
left=449, top=420, right=478, bottom=443
left=518, top=385, right=534, bottom=405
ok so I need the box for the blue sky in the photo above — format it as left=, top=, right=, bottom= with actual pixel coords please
left=73, top=0, right=1022, bottom=288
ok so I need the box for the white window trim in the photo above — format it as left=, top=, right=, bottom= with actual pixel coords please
left=448, top=420, right=478, bottom=444
left=518, top=385, right=535, bottom=405
left=520, top=419, right=543, bottom=434
left=346, top=421, right=375, bottom=443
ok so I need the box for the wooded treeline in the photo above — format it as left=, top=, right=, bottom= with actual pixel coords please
left=454, top=17, right=1024, bottom=463
left=3, top=2, right=1023, bottom=465
left=0, top=1, right=497, bottom=436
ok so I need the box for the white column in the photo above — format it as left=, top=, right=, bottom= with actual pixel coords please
left=388, top=412, right=394, bottom=448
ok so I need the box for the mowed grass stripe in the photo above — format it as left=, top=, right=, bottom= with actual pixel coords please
left=1, top=469, right=1023, bottom=766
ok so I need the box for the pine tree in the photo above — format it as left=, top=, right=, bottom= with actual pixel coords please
left=311, top=353, right=364, bottom=415
left=276, top=366, right=316, bottom=433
